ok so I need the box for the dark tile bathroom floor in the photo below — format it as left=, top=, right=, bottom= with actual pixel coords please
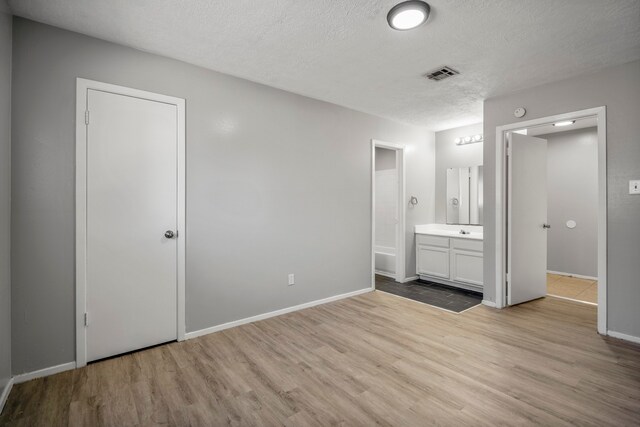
left=375, top=275, right=482, bottom=313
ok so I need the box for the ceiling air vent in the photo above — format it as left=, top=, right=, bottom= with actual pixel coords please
left=424, top=66, right=459, bottom=81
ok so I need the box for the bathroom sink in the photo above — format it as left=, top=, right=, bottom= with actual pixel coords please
left=414, top=224, right=483, bottom=240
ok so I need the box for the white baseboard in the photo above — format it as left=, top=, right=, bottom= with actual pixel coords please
left=13, top=361, right=77, bottom=385
left=0, top=377, right=14, bottom=415
left=398, top=276, right=418, bottom=283
left=419, top=275, right=483, bottom=293
left=482, top=300, right=497, bottom=308
left=374, top=270, right=396, bottom=279
left=607, top=330, right=640, bottom=345
left=547, top=270, right=597, bottom=281
left=185, top=287, right=372, bottom=340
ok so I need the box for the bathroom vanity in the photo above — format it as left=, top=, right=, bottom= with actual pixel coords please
left=415, top=224, right=483, bottom=292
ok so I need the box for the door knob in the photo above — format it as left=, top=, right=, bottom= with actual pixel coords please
left=542, top=224, right=551, bottom=229
left=164, top=230, right=176, bottom=238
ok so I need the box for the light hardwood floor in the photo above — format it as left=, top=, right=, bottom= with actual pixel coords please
left=547, top=273, right=598, bottom=304
left=2, top=291, right=639, bottom=426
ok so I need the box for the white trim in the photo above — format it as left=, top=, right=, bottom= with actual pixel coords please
left=494, top=106, right=607, bottom=334
left=371, top=140, right=406, bottom=288
left=398, top=275, right=419, bottom=283
left=0, top=378, right=14, bottom=415
left=13, top=362, right=77, bottom=385
left=185, top=288, right=372, bottom=340
left=482, top=300, right=496, bottom=308
left=607, top=330, right=640, bottom=345
left=375, top=270, right=396, bottom=279
left=547, top=294, right=597, bottom=306
left=547, top=270, right=597, bottom=281
left=418, top=274, right=483, bottom=293
left=75, top=78, right=187, bottom=367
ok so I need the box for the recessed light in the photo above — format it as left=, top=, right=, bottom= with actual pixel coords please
left=553, top=120, right=575, bottom=127
left=387, top=1, right=431, bottom=31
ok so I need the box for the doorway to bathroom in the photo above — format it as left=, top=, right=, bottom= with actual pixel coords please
left=494, top=107, right=607, bottom=333
left=371, top=140, right=405, bottom=286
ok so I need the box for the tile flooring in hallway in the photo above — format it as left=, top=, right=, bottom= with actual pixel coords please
left=547, top=273, right=597, bottom=304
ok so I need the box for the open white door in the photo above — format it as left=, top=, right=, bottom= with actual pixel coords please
left=508, top=133, right=548, bottom=305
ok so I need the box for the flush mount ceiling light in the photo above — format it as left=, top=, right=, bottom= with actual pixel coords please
left=553, top=120, right=576, bottom=127
left=387, top=1, right=431, bottom=30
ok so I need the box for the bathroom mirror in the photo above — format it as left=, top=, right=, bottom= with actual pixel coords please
left=446, top=165, right=483, bottom=225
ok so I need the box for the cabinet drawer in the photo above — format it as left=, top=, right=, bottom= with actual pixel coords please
left=416, top=234, right=450, bottom=248
left=451, top=238, right=483, bottom=253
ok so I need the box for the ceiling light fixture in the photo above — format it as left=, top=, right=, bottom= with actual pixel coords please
left=553, top=120, right=576, bottom=127
left=387, top=1, right=431, bottom=31
left=456, top=134, right=483, bottom=146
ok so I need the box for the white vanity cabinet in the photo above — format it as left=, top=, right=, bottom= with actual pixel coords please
left=416, top=232, right=483, bottom=292
left=416, top=235, right=450, bottom=279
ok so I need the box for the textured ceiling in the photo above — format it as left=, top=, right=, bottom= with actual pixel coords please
left=8, top=0, right=640, bottom=130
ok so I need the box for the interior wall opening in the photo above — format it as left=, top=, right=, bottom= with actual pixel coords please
left=374, top=146, right=398, bottom=279
left=497, top=107, right=606, bottom=333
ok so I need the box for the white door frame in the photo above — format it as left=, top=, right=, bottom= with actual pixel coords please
left=75, top=78, right=186, bottom=367
left=371, top=139, right=406, bottom=287
left=494, top=106, right=607, bottom=334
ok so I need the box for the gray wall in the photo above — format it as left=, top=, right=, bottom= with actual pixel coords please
left=0, top=3, right=11, bottom=393
left=483, top=60, right=640, bottom=338
left=10, top=18, right=435, bottom=373
left=435, top=123, right=483, bottom=224
left=544, top=128, right=598, bottom=277
left=375, top=147, right=396, bottom=171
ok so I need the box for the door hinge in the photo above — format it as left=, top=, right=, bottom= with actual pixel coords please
left=506, top=273, right=511, bottom=298
left=85, top=110, right=90, bottom=125
left=84, top=312, right=88, bottom=326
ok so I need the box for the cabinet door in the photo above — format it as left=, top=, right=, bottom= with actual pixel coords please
left=417, top=245, right=450, bottom=279
left=451, top=250, right=483, bottom=286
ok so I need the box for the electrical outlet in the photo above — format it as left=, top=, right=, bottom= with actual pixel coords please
left=630, top=180, right=640, bottom=195
left=288, top=274, right=295, bottom=286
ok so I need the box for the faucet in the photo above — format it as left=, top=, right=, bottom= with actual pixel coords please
left=459, top=230, right=470, bottom=235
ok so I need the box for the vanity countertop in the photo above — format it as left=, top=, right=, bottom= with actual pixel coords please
left=415, top=224, right=483, bottom=241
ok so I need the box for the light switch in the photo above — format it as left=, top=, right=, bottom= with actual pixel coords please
left=630, top=180, right=640, bottom=195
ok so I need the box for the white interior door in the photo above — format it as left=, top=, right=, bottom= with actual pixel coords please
left=508, top=133, right=548, bottom=305
left=86, top=89, right=178, bottom=362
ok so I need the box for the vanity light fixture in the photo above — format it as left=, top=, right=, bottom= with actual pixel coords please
left=455, top=134, right=483, bottom=146
left=387, top=1, right=431, bottom=30
left=553, top=120, right=576, bottom=127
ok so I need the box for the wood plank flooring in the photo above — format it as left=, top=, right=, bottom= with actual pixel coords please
left=2, top=291, right=639, bottom=426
